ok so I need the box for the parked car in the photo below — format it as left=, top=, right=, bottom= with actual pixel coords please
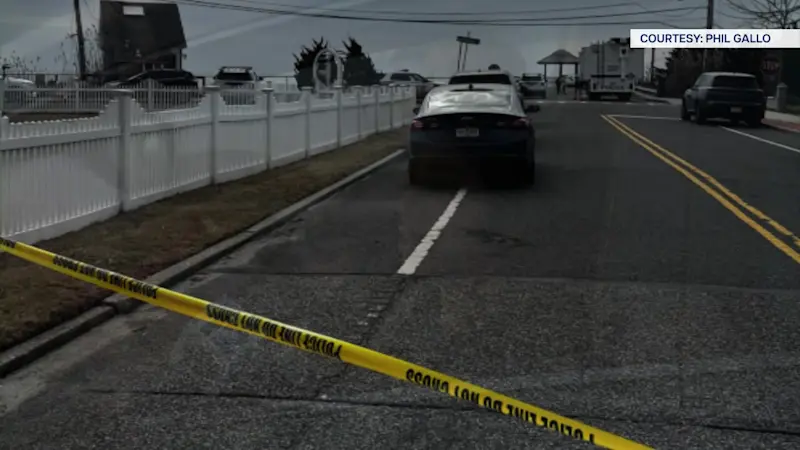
left=519, top=73, right=546, bottom=99
left=380, top=70, right=437, bottom=102
left=407, top=83, right=538, bottom=185
left=107, top=69, right=200, bottom=109
left=681, top=71, right=766, bottom=126
left=210, top=66, right=265, bottom=88
left=108, top=69, right=199, bottom=89
left=209, top=66, right=266, bottom=104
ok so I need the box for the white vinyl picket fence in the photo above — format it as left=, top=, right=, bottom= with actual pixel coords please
left=0, top=84, right=415, bottom=243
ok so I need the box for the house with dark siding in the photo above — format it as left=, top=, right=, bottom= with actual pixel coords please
left=98, top=0, right=187, bottom=81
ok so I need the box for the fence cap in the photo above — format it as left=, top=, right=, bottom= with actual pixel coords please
left=260, top=87, right=275, bottom=93
left=204, top=85, right=222, bottom=92
left=113, top=89, right=134, bottom=96
left=301, top=86, right=314, bottom=91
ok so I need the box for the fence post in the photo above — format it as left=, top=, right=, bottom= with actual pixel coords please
left=116, top=90, right=133, bottom=212
left=303, top=86, right=313, bottom=158
left=354, top=86, right=362, bottom=140
left=373, top=84, right=380, bottom=132
left=335, top=83, right=343, bottom=149
left=388, top=83, right=395, bottom=129
left=0, top=78, right=5, bottom=116
left=0, top=116, right=6, bottom=236
left=74, top=83, right=80, bottom=112
left=146, top=81, right=154, bottom=111
left=262, top=87, right=274, bottom=169
left=206, top=85, right=221, bottom=184
left=776, top=82, right=788, bottom=113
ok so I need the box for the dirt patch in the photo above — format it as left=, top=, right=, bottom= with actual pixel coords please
left=0, top=129, right=407, bottom=352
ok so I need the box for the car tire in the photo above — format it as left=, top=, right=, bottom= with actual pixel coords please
left=747, top=117, right=762, bottom=128
left=408, top=160, right=424, bottom=186
left=694, top=103, right=707, bottom=124
left=680, top=101, right=690, bottom=121
left=522, top=160, right=535, bottom=185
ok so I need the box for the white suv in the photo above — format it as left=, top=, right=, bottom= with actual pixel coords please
left=210, top=66, right=266, bottom=104
left=380, top=70, right=436, bottom=101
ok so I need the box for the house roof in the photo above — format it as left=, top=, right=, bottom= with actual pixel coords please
left=537, top=49, right=579, bottom=65
left=100, top=0, right=186, bottom=60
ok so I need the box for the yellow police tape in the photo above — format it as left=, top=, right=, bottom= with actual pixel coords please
left=0, top=236, right=651, bottom=449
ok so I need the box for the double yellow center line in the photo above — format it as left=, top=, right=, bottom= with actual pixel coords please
left=602, top=114, right=800, bottom=265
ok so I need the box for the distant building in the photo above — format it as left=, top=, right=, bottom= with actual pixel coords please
left=99, top=0, right=187, bottom=81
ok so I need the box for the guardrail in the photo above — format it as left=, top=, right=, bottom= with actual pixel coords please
left=0, top=84, right=415, bottom=243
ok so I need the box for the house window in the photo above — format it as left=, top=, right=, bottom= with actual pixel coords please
left=123, top=5, right=145, bottom=16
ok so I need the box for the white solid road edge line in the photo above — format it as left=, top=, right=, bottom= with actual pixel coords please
left=397, top=188, right=468, bottom=275
left=721, top=126, right=800, bottom=155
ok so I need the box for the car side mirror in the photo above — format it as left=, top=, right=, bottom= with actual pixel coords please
left=412, top=106, right=420, bottom=115
left=525, top=104, right=540, bottom=113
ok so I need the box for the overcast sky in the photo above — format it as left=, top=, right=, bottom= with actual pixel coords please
left=0, top=0, right=750, bottom=77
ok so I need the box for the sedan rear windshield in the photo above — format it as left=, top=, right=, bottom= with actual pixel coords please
left=712, top=76, right=758, bottom=89
left=449, top=74, right=512, bottom=85
left=426, top=90, right=511, bottom=110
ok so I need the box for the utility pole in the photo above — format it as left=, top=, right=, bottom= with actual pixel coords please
left=73, top=0, right=87, bottom=79
left=461, top=32, right=471, bottom=71
left=650, top=48, right=655, bottom=83
left=702, top=0, right=714, bottom=71
left=455, top=32, right=480, bottom=72
left=456, top=41, right=463, bottom=72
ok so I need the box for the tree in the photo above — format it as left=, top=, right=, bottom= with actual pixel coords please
left=293, top=37, right=329, bottom=89
left=664, top=48, right=705, bottom=96
left=342, top=37, right=382, bottom=86
left=727, top=0, right=800, bottom=28
left=55, top=24, right=104, bottom=78
left=0, top=51, right=42, bottom=75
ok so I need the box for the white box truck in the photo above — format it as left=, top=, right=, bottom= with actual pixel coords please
left=578, top=38, right=645, bottom=101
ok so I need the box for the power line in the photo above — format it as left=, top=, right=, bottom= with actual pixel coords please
left=200, top=0, right=693, bottom=17
left=172, top=0, right=704, bottom=26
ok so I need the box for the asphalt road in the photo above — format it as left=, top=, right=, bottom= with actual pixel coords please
left=2, top=100, right=800, bottom=449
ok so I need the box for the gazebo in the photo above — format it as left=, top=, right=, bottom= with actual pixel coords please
left=537, top=49, right=579, bottom=79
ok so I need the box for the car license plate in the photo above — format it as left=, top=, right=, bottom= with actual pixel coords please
left=456, top=128, right=479, bottom=137
left=730, top=106, right=743, bottom=113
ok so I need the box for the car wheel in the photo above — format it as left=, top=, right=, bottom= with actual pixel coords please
left=522, top=159, right=535, bottom=185
left=693, top=103, right=707, bottom=124
left=408, top=160, right=424, bottom=185
left=680, top=101, right=690, bottom=121
left=746, top=117, right=762, bottom=128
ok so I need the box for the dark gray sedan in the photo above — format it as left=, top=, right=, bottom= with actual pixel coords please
left=408, top=83, right=538, bottom=185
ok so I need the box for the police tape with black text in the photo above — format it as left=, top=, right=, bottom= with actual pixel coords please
left=0, top=237, right=652, bottom=450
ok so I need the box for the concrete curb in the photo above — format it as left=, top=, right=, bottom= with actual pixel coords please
left=0, top=148, right=405, bottom=378
left=762, top=120, right=800, bottom=133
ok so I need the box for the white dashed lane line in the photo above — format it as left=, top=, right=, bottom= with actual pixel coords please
left=397, top=188, right=467, bottom=275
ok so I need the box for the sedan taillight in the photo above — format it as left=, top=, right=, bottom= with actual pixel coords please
left=411, top=119, right=440, bottom=130
left=496, top=118, right=529, bottom=128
